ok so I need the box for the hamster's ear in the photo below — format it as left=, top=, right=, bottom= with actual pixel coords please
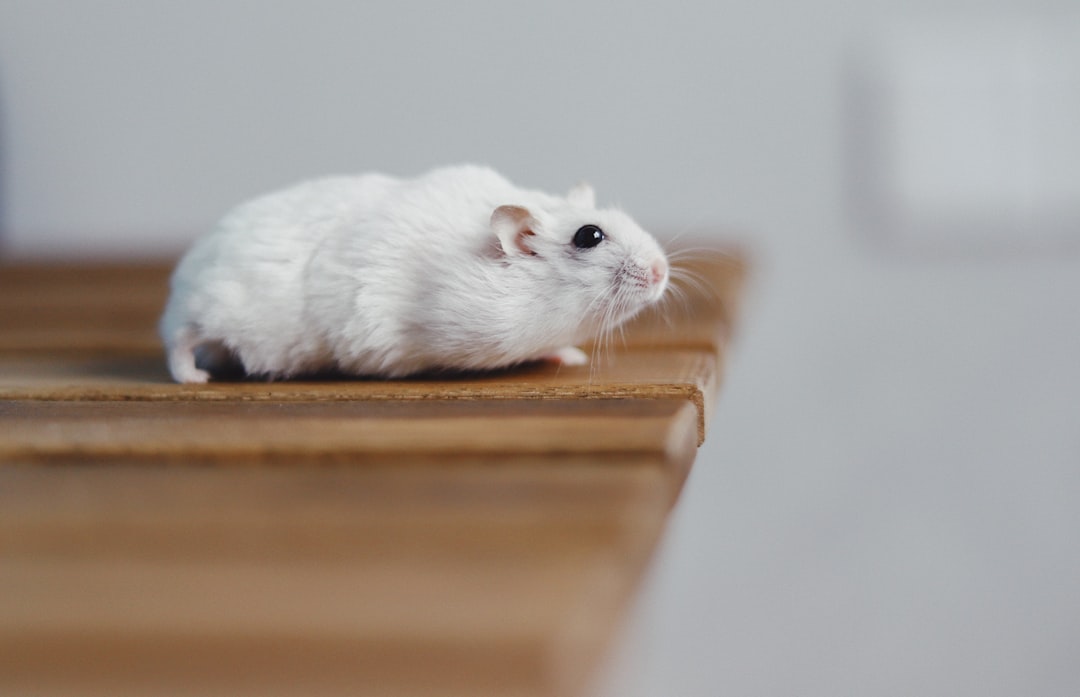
left=567, top=181, right=596, bottom=209
left=491, top=205, right=539, bottom=257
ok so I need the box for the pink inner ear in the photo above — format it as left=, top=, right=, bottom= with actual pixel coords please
left=517, top=229, right=537, bottom=256
left=492, top=205, right=539, bottom=257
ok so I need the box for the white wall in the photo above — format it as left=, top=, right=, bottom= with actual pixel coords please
left=3, top=2, right=1080, bottom=696
left=4, top=1, right=1075, bottom=256
left=0, top=0, right=896, bottom=256
left=5, top=1, right=1079, bottom=255
left=0, top=0, right=797, bottom=256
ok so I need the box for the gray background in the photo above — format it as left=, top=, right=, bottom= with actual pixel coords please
left=2, top=1, right=1079, bottom=695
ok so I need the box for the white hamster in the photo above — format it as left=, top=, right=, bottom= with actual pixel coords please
left=160, top=164, right=669, bottom=382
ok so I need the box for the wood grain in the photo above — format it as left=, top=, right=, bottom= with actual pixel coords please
left=0, top=399, right=699, bottom=487
left=0, top=243, right=745, bottom=697
left=0, top=461, right=673, bottom=697
left=0, top=348, right=718, bottom=444
left=0, top=262, right=169, bottom=354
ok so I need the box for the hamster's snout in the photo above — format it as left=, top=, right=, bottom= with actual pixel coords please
left=649, top=258, right=669, bottom=288
left=644, top=256, right=669, bottom=302
left=622, top=255, right=668, bottom=303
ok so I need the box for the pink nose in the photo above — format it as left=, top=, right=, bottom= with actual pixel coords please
left=649, top=258, right=668, bottom=286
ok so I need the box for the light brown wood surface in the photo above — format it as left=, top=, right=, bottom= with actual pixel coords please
left=0, top=248, right=745, bottom=697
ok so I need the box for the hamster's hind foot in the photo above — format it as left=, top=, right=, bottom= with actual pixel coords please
left=543, top=346, right=589, bottom=366
left=168, top=350, right=211, bottom=384
left=166, top=325, right=211, bottom=384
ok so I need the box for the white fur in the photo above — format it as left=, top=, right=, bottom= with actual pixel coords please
left=159, top=165, right=669, bottom=382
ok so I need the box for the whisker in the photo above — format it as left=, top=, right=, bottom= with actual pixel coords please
left=668, top=264, right=723, bottom=301
left=583, top=283, right=613, bottom=388
left=656, top=211, right=708, bottom=250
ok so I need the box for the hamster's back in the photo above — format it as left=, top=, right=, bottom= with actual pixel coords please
left=300, top=166, right=519, bottom=374
left=161, top=173, right=398, bottom=377
left=161, top=165, right=534, bottom=381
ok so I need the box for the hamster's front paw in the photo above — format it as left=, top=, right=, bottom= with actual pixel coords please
left=544, top=346, right=589, bottom=366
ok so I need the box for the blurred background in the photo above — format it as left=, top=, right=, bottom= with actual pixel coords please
left=1, top=0, right=1078, bottom=694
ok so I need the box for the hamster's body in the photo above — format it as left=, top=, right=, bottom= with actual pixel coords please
left=160, top=165, right=668, bottom=382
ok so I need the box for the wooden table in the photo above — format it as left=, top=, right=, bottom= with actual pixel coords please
left=0, top=249, right=745, bottom=697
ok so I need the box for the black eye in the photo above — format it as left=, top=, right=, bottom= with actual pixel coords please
left=573, top=224, right=605, bottom=249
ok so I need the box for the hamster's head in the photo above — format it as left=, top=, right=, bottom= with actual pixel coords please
left=490, top=182, right=669, bottom=337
